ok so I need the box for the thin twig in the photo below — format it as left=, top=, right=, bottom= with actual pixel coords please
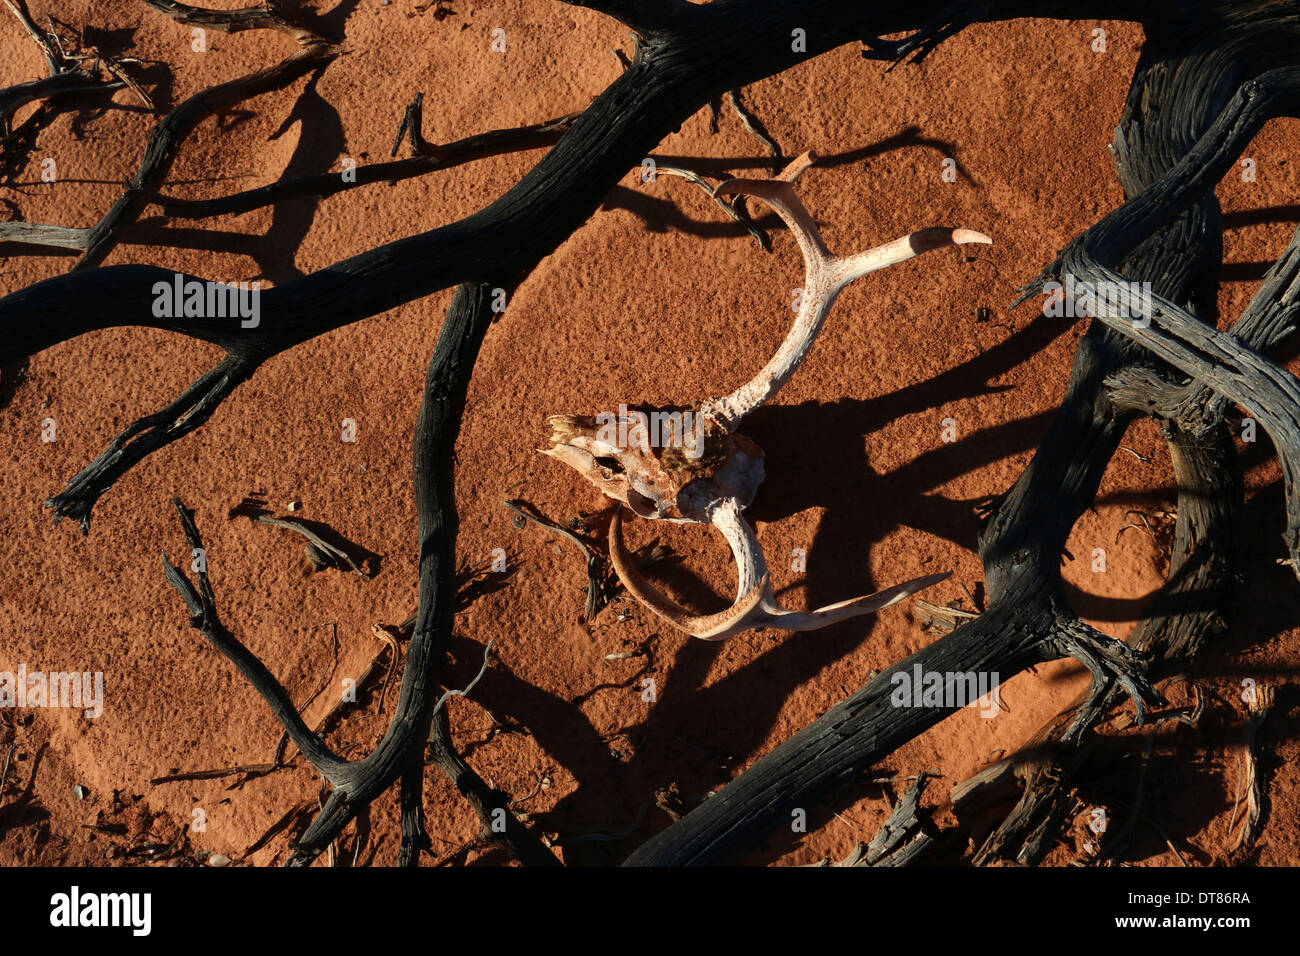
left=432, top=639, right=496, bottom=714
left=655, top=164, right=771, bottom=250
left=504, top=499, right=610, bottom=619
left=726, top=89, right=783, bottom=175
left=256, top=514, right=374, bottom=577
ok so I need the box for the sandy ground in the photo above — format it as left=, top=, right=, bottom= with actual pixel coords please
left=0, top=2, right=1297, bottom=867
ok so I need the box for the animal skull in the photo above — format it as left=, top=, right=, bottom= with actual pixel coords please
left=542, top=151, right=991, bottom=640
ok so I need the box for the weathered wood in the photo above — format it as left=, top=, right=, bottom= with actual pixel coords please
left=628, top=1, right=1300, bottom=866
left=4, top=0, right=1297, bottom=868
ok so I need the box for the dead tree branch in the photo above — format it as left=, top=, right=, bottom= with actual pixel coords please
left=6, top=0, right=1295, bottom=870
left=162, top=497, right=350, bottom=783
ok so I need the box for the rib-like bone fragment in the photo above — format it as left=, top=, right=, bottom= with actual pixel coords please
left=542, top=152, right=989, bottom=639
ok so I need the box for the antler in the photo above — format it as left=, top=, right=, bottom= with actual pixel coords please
left=541, top=152, right=990, bottom=640
left=609, top=500, right=951, bottom=641
left=700, top=151, right=992, bottom=431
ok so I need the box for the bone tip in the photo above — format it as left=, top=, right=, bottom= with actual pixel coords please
left=906, top=228, right=993, bottom=256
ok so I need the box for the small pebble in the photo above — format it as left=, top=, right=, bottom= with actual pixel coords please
left=207, top=853, right=231, bottom=867
left=73, top=784, right=88, bottom=800
left=287, top=500, right=301, bottom=512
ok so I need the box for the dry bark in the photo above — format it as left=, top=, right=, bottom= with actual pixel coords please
left=2, top=0, right=1296, bottom=867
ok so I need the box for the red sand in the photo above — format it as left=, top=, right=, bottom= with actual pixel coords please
left=1, top=3, right=1296, bottom=866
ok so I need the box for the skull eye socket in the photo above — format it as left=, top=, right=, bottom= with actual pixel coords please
left=594, top=456, right=624, bottom=473
left=627, top=487, right=658, bottom=517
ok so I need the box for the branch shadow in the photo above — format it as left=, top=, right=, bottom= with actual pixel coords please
left=464, top=311, right=1077, bottom=859
left=605, top=126, right=971, bottom=244
left=131, top=67, right=347, bottom=284
left=0, top=742, right=50, bottom=849
left=1221, top=205, right=1300, bottom=281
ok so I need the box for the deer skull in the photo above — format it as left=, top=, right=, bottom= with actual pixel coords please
left=542, top=152, right=991, bottom=640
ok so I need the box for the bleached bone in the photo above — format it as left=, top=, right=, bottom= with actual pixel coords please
left=608, top=499, right=952, bottom=642
left=541, top=152, right=990, bottom=640
left=701, top=152, right=992, bottom=431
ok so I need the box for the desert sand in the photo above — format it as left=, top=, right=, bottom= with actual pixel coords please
left=0, top=2, right=1296, bottom=867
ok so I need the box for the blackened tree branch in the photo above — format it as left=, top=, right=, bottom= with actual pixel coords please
left=556, top=0, right=689, bottom=35
left=141, top=0, right=324, bottom=44
left=162, top=497, right=351, bottom=782
left=74, top=41, right=338, bottom=270
left=288, top=281, right=504, bottom=865
left=152, top=109, right=581, bottom=220
left=49, top=353, right=258, bottom=533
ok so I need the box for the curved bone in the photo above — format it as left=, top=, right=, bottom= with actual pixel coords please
left=700, top=154, right=992, bottom=432
left=609, top=501, right=951, bottom=642
left=608, top=505, right=767, bottom=640
left=546, top=155, right=973, bottom=641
